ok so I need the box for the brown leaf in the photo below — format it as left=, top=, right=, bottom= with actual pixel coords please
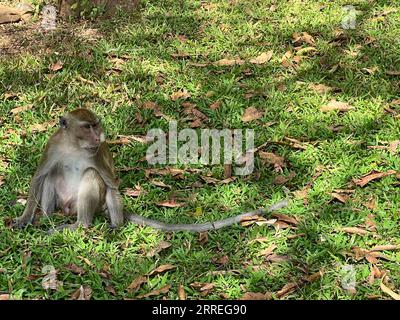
left=368, top=265, right=385, bottom=284
left=147, top=264, right=176, bottom=276
left=385, top=70, right=400, bottom=76
left=50, top=61, right=63, bottom=72
left=265, top=254, right=290, bottom=263
left=341, top=227, right=369, bottom=236
left=276, top=282, right=299, bottom=298
left=150, top=179, right=172, bottom=189
left=213, top=58, right=245, bottom=66
left=171, top=90, right=191, bottom=101
left=156, top=200, right=185, bottom=208
left=0, top=294, right=10, bottom=300
left=292, top=32, right=315, bottom=46
left=105, top=286, right=117, bottom=296
left=305, top=270, right=324, bottom=283
left=320, top=99, right=353, bottom=112
left=308, top=83, right=339, bottom=94
left=146, top=241, right=172, bottom=257
left=352, top=170, right=397, bottom=187
left=10, top=105, right=33, bottom=115
left=127, top=276, right=147, bottom=293
left=65, top=264, right=85, bottom=275
left=370, top=245, right=400, bottom=252
left=198, top=232, right=208, bottom=245
left=272, top=213, right=299, bottom=226
left=249, top=51, right=273, bottom=65
left=330, top=192, right=349, bottom=203
left=242, top=107, right=264, bottom=122
left=259, top=244, right=277, bottom=256
left=136, top=284, right=171, bottom=299
left=365, top=214, right=377, bottom=231
left=28, top=120, right=57, bottom=133
left=215, top=255, right=229, bottom=265
left=178, top=284, right=186, bottom=300
left=124, top=185, right=146, bottom=198
left=380, top=277, right=400, bottom=300
left=284, top=136, right=308, bottom=150
left=70, top=285, right=92, bottom=300
left=258, top=151, right=285, bottom=171
left=210, top=101, right=221, bottom=110
left=240, top=292, right=272, bottom=300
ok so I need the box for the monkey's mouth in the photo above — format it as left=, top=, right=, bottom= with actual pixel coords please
left=85, top=146, right=99, bottom=152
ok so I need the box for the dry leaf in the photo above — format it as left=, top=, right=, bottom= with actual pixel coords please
left=127, top=276, right=147, bottom=293
left=365, top=214, right=377, bottom=231
left=124, top=186, right=146, bottom=198
left=147, top=264, right=176, bottom=276
left=136, top=284, right=171, bottom=299
left=320, top=99, right=353, bottom=112
left=50, top=61, right=63, bottom=72
left=150, top=179, right=172, bottom=189
left=331, top=192, right=349, bottom=203
left=265, top=254, right=290, bottom=263
left=215, top=255, right=229, bottom=265
left=178, top=284, right=186, bottom=300
left=156, top=200, right=185, bottom=208
left=341, top=227, right=369, bottom=236
left=272, top=213, right=299, bottom=226
left=353, top=170, right=397, bottom=187
left=385, top=70, right=400, bottom=76
left=380, top=278, right=400, bottom=300
left=292, top=32, right=315, bottom=46
left=0, top=294, right=10, bottom=300
left=276, top=282, right=298, bottom=298
left=258, top=151, right=285, bottom=172
left=213, top=58, right=245, bottom=66
left=198, top=232, right=208, bottom=245
left=65, top=264, right=85, bottom=275
left=146, top=241, right=172, bottom=257
left=242, top=107, right=264, bottom=122
left=308, top=83, right=339, bottom=94
left=249, top=51, right=273, bottom=64
left=70, top=285, right=92, bottom=300
left=210, top=101, right=221, bottom=110
left=370, top=244, right=400, bottom=252
left=171, top=90, right=191, bottom=101
left=259, top=244, right=277, bottom=257
left=105, top=285, right=117, bottom=296
left=10, top=105, right=33, bottom=115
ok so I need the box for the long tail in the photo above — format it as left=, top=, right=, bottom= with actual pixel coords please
left=125, top=199, right=289, bottom=232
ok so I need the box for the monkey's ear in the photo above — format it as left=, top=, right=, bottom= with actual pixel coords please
left=59, top=117, right=67, bottom=129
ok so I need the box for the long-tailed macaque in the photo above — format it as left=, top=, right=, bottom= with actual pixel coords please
left=13, top=109, right=288, bottom=233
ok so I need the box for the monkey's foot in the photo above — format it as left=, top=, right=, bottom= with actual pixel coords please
left=11, top=217, right=31, bottom=229
left=48, top=222, right=80, bottom=234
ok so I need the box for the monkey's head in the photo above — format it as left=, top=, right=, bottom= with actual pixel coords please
left=60, top=109, right=105, bottom=152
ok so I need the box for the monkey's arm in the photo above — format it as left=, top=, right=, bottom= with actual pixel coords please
left=125, top=198, right=289, bottom=232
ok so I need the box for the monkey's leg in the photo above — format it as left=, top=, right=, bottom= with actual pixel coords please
left=106, top=188, right=124, bottom=228
left=13, top=175, right=45, bottom=228
left=40, top=175, right=57, bottom=217
left=52, top=168, right=105, bottom=232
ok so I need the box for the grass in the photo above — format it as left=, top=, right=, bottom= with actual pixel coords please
left=0, top=0, right=399, bottom=300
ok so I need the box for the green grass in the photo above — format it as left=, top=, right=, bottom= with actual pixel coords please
left=0, top=0, right=399, bottom=300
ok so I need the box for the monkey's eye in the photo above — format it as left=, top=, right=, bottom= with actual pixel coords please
left=83, top=124, right=91, bottom=129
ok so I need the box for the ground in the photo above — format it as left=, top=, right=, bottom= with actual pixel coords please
left=0, top=0, right=399, bottom=300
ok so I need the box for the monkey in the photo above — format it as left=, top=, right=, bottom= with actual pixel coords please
left=12, top=109, right=289, bottom=233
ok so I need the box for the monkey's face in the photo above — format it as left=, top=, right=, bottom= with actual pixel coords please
left=60, top=109, right=106, bottom=153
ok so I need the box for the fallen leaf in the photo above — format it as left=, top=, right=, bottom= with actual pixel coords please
left=365, top=214, right=377, bottom=231
left=249, top=51, right=273, bottom=64
left=305, top=270, right=323, bottom=282
left=65, top=264, right=85, bottom=275
left=147, top=264, right=176, bottom=276
left=320, top=99, right=353, bottom=112
left=28, top=120, right=57, bottom=133
left=276, top=282, right=298, bottom=298
left=242, top=107, right=264, bottom=122
left=210, top=101, right=221, bottom=110
left=308, top=83, right=339, bottom=94
left=353, top=170, right=396, bottom=187
left=292, top=32, right=315, bottom=46
left=258, top=151, right=285, bottom=172
left=124, top=185, right=146, bottom=198
left=70, top=285, right=92, bottom=300
left=330, top=192, right=349, bottom=203
left=156, top=200, right=185, bottom=208
left=198, top=232, right=208, bottom=245
left=171, top=90, right=191, bottom=101
left=214, top=255, right=229, bottom=265
left=265, top=254, right=290, bottom=263
left=105, top=285, right=117, bottom=296
left=370, top=244, right=400, bottom=252
left=385, top=70, right=400, bottom=76
left=178, top=284, right=186, bottom=300
left=136, top=284, right=171, bottom=298
left=10, top=105, right=33, bottom=115
left=213, top=58, right=245, bottom=66
left=0, top=294, right=10, bottom=300
left=127, top=276, right=147, bottom=293
left=380, top=278, right=400, bottom=300
left=146, top=241, right=172, bottom=257
left=341, top=227, right=369, bottom=236
left=272, top=213, right=299, bottom=226
left=259, top=244, right=277, bottom=257
left=50, top=61, right=63, bottom=72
